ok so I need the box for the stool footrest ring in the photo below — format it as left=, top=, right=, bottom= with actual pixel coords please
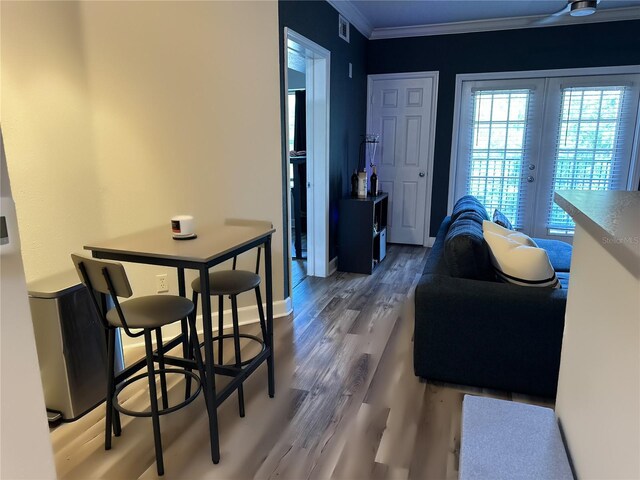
left=198, top=333, right=266, bottom=367
left=113, top=368, right=202, bottom=418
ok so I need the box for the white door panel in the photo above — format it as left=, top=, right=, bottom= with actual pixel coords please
left=379, top=180, right=394, bottom=229
left=368, top=74, right=437, bottom=245
left=380, top=117, right=397, bottom=166
left=401, top=181, right=419, bottom=227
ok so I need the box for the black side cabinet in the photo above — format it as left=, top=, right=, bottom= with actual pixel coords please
left=338, top=193, right=388, bottom=274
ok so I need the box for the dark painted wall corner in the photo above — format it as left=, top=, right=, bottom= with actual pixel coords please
left=368, top=19, right=640, bottom=236
left=278, top=3, right=640, bottom=258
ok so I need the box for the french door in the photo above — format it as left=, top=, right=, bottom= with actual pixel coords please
left=453, top=73, right=640, bottom=240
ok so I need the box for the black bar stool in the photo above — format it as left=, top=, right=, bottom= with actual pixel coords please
left=71, top=254, right=207, bottom=476
left=190, top=246, right=267, bottom=418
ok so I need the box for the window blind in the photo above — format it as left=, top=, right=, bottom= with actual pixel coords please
left=546, top=85, right=634, bottom=234
left=464, top=88, right=534, bottom=228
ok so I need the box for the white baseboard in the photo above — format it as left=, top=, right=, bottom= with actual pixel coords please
left=426, top=237, right=436, bottom=247
left=328, top=256, right=338, bottom=276
left=122, top=297, right=292, bottom=352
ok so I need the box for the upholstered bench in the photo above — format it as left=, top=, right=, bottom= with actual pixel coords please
left=460, top=395, right=573, bottom=480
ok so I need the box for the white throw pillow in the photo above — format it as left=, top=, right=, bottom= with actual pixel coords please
left=482, top=221, right=560, bottom=288
left=482, top=220, right=539, bottom=247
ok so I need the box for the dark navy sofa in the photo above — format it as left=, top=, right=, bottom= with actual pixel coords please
left=414, top=196, right=572, bottom=398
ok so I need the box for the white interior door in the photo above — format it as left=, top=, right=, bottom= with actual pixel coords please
left=368, top=73, right=438, bottom=245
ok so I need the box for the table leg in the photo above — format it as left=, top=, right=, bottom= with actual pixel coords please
left=177, top=268, right=192, bottom=400
left=265, top=237, right=275, bottom=398
left=200, top=267, right=220, bottom=464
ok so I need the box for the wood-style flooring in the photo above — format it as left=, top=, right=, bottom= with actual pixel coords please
left=291, top=258, right=307, bottom=289
left=50, top=245, right=552, bottom=479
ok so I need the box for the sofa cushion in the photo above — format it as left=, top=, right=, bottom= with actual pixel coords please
left=444, top=212, right=494, bottom=281
left=556, top=272, right=570, bottom=289
left=423, top=216, right=452, bottom=276
left=534, top=238, right=572, bottom=273
left=451, top=195, right=490, bottom=223
left=493, top=209, right=513, bottom=230
left=483, top=222, right=560, bottom=289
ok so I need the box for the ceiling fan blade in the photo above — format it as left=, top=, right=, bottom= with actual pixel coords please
left=531, top=3, right=572, bottom=26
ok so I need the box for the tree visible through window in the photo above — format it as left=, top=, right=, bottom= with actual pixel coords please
left=547, top=87, right=626, bottom=234
left=467, top=89, right=531, bottom=228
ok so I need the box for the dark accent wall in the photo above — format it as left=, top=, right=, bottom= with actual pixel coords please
left=368, top=20, right=640, bottom=236
left=278, top=0, right=368, bottom=266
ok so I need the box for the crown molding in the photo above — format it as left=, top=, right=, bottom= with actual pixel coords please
left=326, top=0, right=373, bottom=39
left=369, top=6, right=640, bottom=40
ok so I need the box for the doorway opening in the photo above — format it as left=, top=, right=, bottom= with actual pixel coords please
left=287, top=50, right=308, bottom=288
left=284, top=29, right=330, bottom=295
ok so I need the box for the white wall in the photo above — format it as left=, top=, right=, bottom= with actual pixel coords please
left=2, top=0, right=106, bottom=279
left=2, top=1, right=285, bottom=328
left=555, top=222, right=640, bottom=479
left=1, top=3, right=284, bottom=468
left=1, top=131, right=56, bottom=479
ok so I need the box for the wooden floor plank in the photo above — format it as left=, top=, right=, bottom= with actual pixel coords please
left=50, top=245, right=553, bottom=479
left=329, top=403, right=390, bottom=480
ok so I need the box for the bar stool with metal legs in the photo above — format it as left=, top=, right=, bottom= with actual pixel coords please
left=71, top=254, right=207, bottom=476
left=190, top=241, right=267, bottom=418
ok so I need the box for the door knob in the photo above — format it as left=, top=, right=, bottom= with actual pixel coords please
left=527, top=176, right=535, bottom=183
left=419, top=172, right=426, bottom=177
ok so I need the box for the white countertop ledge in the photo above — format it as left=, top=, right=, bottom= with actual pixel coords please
left=554, top=190, right=640, bottom=278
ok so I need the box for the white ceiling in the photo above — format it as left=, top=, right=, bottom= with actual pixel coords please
left=327, top=0, right=640, bottom=39
left=352, top=0, right=640, bottom=28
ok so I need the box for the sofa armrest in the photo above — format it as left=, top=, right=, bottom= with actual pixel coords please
left=414, top=274, right=567, bottom=397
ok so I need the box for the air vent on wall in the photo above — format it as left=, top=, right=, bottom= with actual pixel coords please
left=339, top=14, right=350, bottom=43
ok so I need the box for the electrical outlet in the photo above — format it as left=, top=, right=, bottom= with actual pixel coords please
left=156, top=274, right=169, bottom=293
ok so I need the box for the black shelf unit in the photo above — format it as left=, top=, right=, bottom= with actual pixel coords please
left=338, top=193, right=388, bottom=274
